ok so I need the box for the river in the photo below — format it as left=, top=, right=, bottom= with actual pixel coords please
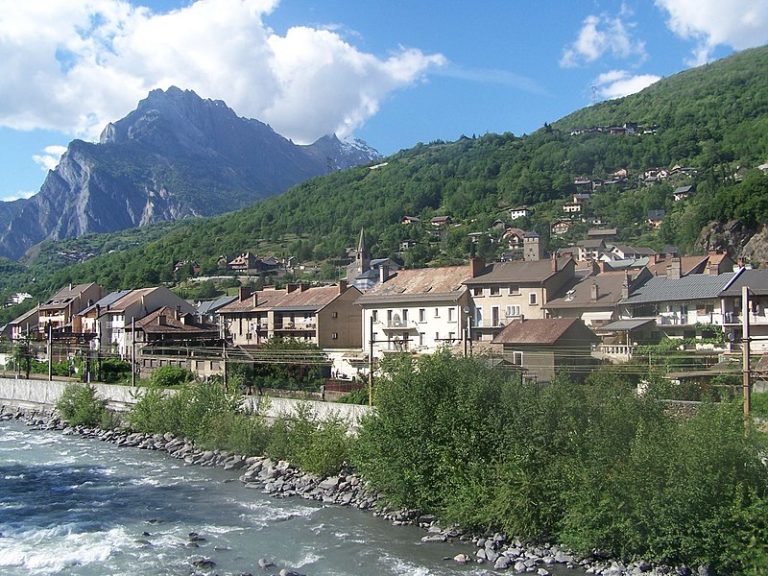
left=0, top=419, right=587, bottom=575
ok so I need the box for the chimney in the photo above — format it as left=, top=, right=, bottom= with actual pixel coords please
left=157, top=315, right=166, bottom=326
left=252, top=293, right=258, bottom=307
left=338, top=279, right=348, bottom=294
left=379, top=265, right=390, bottom=284
left=175, top=305, right=181, bottom=320
left=590, top=282, right=599, bottom=302
left=238, top=286, right=253, bottom=301
left=621, top=271, right=630, bottom=299
left=551, top=254, right=559, bottom=273
left=666, top=257, right=682, bottom=279
left=286, top=283, right=299, bottom=293
left=470, top=257, right=485, bottom=278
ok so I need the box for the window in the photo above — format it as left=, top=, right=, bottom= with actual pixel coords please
left=419, top=308, right=426, bottom=322
left=506, top=305, right=520, bottom=317
left=473, top=287, right=483, bottom=297
left=387, top=309, right=393, bottom=324
left=448, top=308, right=454, bottom=322
left=490, top=287, right=500, bottom=296
left=332, top=332, right=338, bottom=339
left=511, top=351, right=523, bottom=365
left=491, top=306, right=499, bottom=326
left=508, top=285, right=520, bottom=295
left=448, top=332, right=455, bottom=341
left=402, top=309, right=409, bottom=323
left=435, top=331, right=440, bottom=341
left=331, top=311, right=338, bottom=318
left=529, top=292, right=538, bottom=305
left=372, top=310, right=378, bottom=322
left=419, top=332, right=424, bottom=347
left=434, top=308, right=440, bottom=318
left=475, top=307, right=483, bottom=327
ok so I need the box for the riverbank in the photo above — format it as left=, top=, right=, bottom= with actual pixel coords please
left=1, top=404, right=700, bottom=576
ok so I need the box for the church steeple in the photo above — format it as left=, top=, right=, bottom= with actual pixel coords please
left=355, top=227, right=370, bottom=274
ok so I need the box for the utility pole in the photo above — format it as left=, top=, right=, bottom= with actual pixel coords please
left=368, top=315, right=374, bottom=406
left=131, top=317, right=136, bottom=387
left=222, top=339, right=228, bottom=390
left=47, top=322, right=52, bottom=381
left=742, top=285, right=751, bottom=425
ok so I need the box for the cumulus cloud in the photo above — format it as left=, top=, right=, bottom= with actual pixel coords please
left=0, top=0, right=445, bottom=143
left=32, top=145, right=68, bottom=171
left=655, top=0, right=768, bottom=65
left=594, top=70, right=661, bottom=100
left=560, top=9, right=646, bottom=68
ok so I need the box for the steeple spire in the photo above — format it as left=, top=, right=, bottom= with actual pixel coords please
left=355, top=227, right=370, bottom=274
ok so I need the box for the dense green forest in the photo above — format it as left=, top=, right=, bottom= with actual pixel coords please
left=3, top=45, right=768, bottom=310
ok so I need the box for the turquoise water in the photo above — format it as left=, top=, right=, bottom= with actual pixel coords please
left=0, top=420, right=585, bottom=575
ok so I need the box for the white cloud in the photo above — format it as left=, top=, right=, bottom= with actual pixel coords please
left=655, top=0, right=768, bottom=65
left=0, top=0, right=444, bottom=143
left=594, top=70, right=661, bottom=100
left=32, top=145, right=68, bottom=172
left=1, top=190, right=37, bottom=202
left=560, top=10, right=646, bottom=68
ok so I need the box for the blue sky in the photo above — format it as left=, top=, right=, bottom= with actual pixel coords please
left=1, top=0, right=767, bottom=202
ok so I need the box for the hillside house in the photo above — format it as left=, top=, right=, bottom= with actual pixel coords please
left=587, top=228, right=618, bottom=241
left=576, top=239, right=606, bottom=261
left=647, top=209, right=665, bottom=229
left=509, top=207, right=531, bottom=220
left=8, top=307, right=40, bottom=342
left=401, top=215, right=420, bottom=225
left=491, top=318, right=599, bottom=383
left=551, top=219, right=574, bottom=236
left=673, top=185, right=694, bottom=201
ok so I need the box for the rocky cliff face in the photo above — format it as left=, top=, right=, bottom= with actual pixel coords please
left=0, top=87, right=380, bottom=260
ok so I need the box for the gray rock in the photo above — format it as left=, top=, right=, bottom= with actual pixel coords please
left=493, top=555, right=513, bottom=570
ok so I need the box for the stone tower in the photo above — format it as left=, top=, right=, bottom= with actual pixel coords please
left=523, top=232, right=543, bottom=262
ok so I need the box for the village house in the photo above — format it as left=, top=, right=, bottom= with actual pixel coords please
left=463, top=243, right=576, bottom=341
left=8, top=307, right=40, bottom=342
left=546, top=268, right=652, bottom=328
left=92, top=287, right=196, bottom=358
left=576, top=239, right=606, bottom=261
left=587, top=228, right=618, bottom=241
left=551, top=219, right=574, bottom=236
left=37, top=283, right=103, bottom=336
left=719, top=269, right=768, bottom=352
left=647, top=209, right=666, bottom=229
left=618, top=271, right=740, bottom=341
left=673, top=185, right=694, bottom=201
left=491, top=318, right=599, bottom=383
left=400, top=215, right=420, bottom=225
left=219, top=282, right=362, bottom=349
left=356, top=264, right=471, bottom=358
left=131, top=306, right=221, bottom=378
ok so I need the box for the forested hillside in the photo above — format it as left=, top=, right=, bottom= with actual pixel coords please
left=6, top=45, right=768, bottom=304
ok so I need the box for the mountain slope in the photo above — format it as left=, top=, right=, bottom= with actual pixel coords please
left=11, top=46, right=768, bottom=295
left=0, top=87, right=381, bottom=260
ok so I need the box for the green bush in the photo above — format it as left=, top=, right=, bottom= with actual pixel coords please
left=265, top=403, right=351, bottom=476
left=353, top=353, right=768, bottom=573
left=56, top=383, right=109, bottom=427
left=149, top=365, right=194, bottom=388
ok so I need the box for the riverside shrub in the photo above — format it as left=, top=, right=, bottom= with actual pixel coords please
left=354, top=353, right=768, bottom=574
left=56, top=383, right=108, bottom=427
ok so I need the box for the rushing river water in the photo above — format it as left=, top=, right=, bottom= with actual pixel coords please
left=0, top=419, right=586, bottom=576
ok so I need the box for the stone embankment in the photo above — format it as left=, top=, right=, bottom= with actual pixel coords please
left=1, top=406, right=708, bottom=576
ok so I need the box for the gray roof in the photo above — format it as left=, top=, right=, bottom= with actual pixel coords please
left=621, top=272, right=737, bottom=304
left=197, top=295, right=237, bottom=315
left=78, top=290, right=132, bottom=316
left=720, top=269, right=768, bottom=297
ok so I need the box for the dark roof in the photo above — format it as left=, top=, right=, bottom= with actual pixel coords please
left=492, top=318, right=598, bottom=345
left=197, top=295, right=237, bottom=315
left=464, top=257, right=572, bottom=286
left=134, top=306, right=219, bottom=336
left=547, top=270, right=642, bottom=309
left=720, top=269, right=768, bottom=297
left=621, top=272, right=738, bottom=304
left=39, top=283, right=99, bottom=311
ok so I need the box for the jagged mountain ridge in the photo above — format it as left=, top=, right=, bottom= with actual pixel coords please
left=0, top=87, right=381, bottom=260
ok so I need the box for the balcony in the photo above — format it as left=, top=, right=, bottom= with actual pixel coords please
left=382, top=319, right=418, bottom=331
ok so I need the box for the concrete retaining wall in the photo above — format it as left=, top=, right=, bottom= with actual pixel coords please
left=0, top=377, right=371, bottom=428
